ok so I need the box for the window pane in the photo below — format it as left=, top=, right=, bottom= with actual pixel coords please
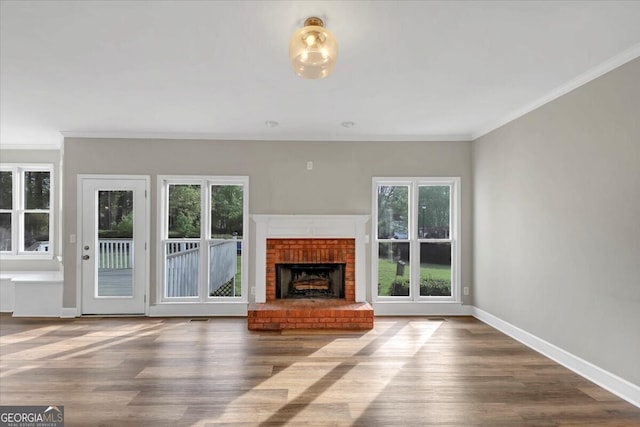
left=210, top=185, right=244, bottom=298
left=378, top=242, right=410, bottom=296
left=210, top=185, right=243, bottom=239
left=24, top=213, right=49, bottom=251
left=235, top=241, right=242, bottom=297
left=166, top=241, right=200, bottom=297
left=168, top=184, right=201, bottom=238
left=209, top=240, right=239, bottom=297
left=98, top=191, right=133, bottom=238
left=418, top=186, right=450, bottom=238
left=419, top=243, right=451, bottom=296
left=0, top=171, right=12, bottom=210
left=0, top=213, right=11, bottom=251
left=377, top=185, right=408, bottom=239
left=97, top=190, right=134, bottom=297
left=24, top=171, right=50, bottom=210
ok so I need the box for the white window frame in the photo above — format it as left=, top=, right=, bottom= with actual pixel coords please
left=157, top=175, right=249, bottom=303
left=372, top=177, right=461, bottom=303
left=0, top=164, right=54, bottom=259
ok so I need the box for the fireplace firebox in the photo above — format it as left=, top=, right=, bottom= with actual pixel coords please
left=275, top=263, right=345, bottom=299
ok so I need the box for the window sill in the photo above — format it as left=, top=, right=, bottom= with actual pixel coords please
left=0, top=254, right=55, bottom=261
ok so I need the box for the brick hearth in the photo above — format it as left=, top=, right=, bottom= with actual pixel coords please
left=248, top=299, right=373, bottom=331
left=248, top=237, right=373, bottom=331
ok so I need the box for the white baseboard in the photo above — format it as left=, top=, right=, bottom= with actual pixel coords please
left=472, top=307, right=640, bottom=408
left=60, top=307, right=78, bottom=318
left=148, top=302, right=248, bottom=317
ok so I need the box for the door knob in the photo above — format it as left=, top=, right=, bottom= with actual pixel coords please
left=82, top=255, right=90, bottom=260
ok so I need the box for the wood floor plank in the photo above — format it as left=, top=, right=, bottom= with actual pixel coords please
left=1, top=314, right=639, bottom=426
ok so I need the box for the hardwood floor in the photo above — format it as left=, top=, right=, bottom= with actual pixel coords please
left=1, top=314, right=639, bottom=426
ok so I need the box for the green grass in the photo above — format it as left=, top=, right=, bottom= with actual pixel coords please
left=378, top=259, right=406, bottom=293
left=378, top=258, right=451, bottom=296
left=419, top=263, right=451, bottom=282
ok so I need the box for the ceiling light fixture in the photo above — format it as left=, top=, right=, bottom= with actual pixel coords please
left=289, top=17, right=338, bottom=79
left=341, top=121, right=355, bottom=128
left=265, top=120, right=279, bottom=127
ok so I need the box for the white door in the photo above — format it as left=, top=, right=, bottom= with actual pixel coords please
left=81, top=177, right=148, bottom=314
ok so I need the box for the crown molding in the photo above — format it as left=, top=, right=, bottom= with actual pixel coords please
left=0, top=143, right=61, bottom=150
left=472, top=42, right=640, bottom=141
left=60, top=131, right=473, bottom=143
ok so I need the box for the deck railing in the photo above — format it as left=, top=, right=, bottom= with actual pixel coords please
left=165, top=240, right=237, bottom=298
left=98, top=239, right=133, bottom=269
left=98, top=238, right=237, bottom=297
left=166, top=245, right=200, bottom=297
left=208, top=240, right=237, bottom=296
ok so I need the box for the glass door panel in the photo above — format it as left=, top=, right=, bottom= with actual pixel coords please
left=97, top=190, right=134, bottom=297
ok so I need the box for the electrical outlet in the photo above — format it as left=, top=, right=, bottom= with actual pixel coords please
left=250, top=286, right=256, bottom=296
left=307, top=161, right=313, bottom=170
left=463, top=287, right=470, bottom=296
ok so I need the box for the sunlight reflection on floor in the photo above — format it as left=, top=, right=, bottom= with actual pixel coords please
left=0, top=325, right=64, bottom=345
left=190, top=319, right=443, bottom=426
left=1, top=322, right=165, bottom=361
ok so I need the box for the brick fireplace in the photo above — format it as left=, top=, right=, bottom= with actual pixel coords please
left=249, top=215, right=373, bottom=331
left=266, top=238, right=355, bottom=301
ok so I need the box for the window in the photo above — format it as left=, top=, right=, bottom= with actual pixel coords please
left=159, top=176, right=248, bottom=301
left=0, top=165, right=53, bottom=257
left=373, top=177, right=460, bottom=301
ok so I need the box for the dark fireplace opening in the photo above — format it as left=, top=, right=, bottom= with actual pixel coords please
left=276, top=263, right=345, bottom=299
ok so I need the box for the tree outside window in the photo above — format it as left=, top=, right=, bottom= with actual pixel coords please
left=374, top=178, right=459, bottom=301
left=0, top=166, right=52, bottom=255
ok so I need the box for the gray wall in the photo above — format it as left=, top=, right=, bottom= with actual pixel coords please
left=63, top=139, right=473, bottom=306
left=0, top=149, right=62, bottom=272
left=473, top=58, right=640, bottom=385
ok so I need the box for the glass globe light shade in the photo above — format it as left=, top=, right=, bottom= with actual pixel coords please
left=289, top=17, right=338, bottom=79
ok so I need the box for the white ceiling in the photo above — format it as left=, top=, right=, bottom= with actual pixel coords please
left=1, top=1, right=640, bottom=149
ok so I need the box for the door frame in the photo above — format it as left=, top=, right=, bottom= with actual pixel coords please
left=76, top=174, right=151, bottom=315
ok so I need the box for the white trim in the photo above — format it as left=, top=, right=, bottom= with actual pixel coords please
left=0, top=143, right=62, bottom=150
left=372, top=177, right=461, bottom=307
left=60, top=131, right=472, bottom=142
left=148, top=302, right=247, bottom=317
left=0, top=164, right=55, bottom=258
left=472, top=42, right=640, bottom=140
left=472, top=307, right=640, bottom=408
left=374, top=302, right=472, bottom=316
left=157, top=175, right=249, bottom=304
left=60, top=307, right=78, bottom=318
left=76, top=175, right=151, bottom=315
left=252, top=214, right=370, bottom=303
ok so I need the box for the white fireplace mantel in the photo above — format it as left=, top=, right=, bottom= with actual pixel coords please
left=252, top=215, right=370, bottom=303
